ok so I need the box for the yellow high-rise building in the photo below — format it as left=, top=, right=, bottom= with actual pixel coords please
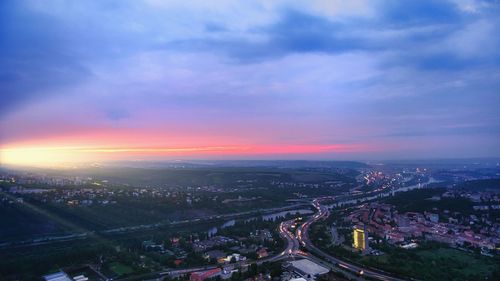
left=353, top=225, right=368, bottom=251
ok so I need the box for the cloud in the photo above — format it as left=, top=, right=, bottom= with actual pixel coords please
left=162, top=1, right=499, bottom=72
left=0, top=0, right=95, bottom=115
left=377, top=0, right=461, bottom=26
left=1, top=0, right=500, bottom=159
left=165, top=9, right=374, bottom=62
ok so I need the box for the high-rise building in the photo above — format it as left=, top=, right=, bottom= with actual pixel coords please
left=353, top=225, right=369, bottom=251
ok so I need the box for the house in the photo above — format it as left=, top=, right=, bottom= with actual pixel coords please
left=204, top=250, right=226, bottom=262
left=385, top=231, right=405, bottom=244
left=223, top=253, right=245, bottom=263
left=142, top=240, right=164, bottom=252
left=256, top=248, right=268, bottom=259
left=190, top=268, right=221, bottom=281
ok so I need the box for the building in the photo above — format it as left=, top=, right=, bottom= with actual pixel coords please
left=204, top=250, right=226, bottom=262
left=256, top=248, right=269, bottom=259
left=222, top=253, right=245, bottom=263
left=353, top=225, right=369, bottom=251
left=429, top=213, right=439, bottom=223
left=72, top=275, right=89, bottom=281
left=190, top=268, right=221, bottom=281
left=385, top=231, right=405, bottom=244
left=43, top=272, right=72, bottom=281
left=289, top=259, right=329, bottom=279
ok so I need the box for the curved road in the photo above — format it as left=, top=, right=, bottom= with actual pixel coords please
left=118, top=197, right=408, bottom=281
left=296, top=198, right=406, bottom=281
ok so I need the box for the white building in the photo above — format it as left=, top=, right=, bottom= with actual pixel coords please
left=289, top=259, right=329, bottom=280
left=43, top=272, right=72, bottom=281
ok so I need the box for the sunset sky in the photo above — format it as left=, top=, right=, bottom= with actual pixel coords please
left=1, top=0, right=500, bottom=165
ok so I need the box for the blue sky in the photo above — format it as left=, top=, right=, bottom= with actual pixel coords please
left=1, top=0, right=499, bottom=162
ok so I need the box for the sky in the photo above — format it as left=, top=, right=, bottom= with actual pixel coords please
left=1, top=0, right=500, bottom=166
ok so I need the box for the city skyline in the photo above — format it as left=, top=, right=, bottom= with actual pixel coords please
left=1, top=0, right=500, bottom=166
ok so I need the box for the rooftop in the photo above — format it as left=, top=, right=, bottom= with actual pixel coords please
left=43, top=272, right=72, bottom=281
left=290, top=259, right=329, bottom=276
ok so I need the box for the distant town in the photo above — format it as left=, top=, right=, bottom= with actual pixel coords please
left=3, top=0, right=500, bottom=279
left=1, top=160, right=499, bottom=281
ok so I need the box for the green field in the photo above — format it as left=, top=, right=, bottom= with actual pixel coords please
left=361, top=246, right=498, bottom=281
left=108, top=262, right=134, bottom=276
left=417, top=248, right=497, bottom=279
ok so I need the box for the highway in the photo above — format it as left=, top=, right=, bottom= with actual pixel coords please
left=0, top=202, right=310, bottom=250
left=118, top=197, right=408, bottom=281
left=277, top=219, right=300, bottom=257
left=146, top=220, right=301, bottom=280
left=119, top=219, right=303, bottom=281
left=296, top=199, right=406, bottom=281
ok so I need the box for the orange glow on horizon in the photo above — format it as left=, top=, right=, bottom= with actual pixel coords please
left=0, top=142, right=369, bottom=167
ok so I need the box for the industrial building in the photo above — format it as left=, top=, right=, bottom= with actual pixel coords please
left=43, top=272, right=72, bottom=281
left=288, top=259, right=329, bottom=279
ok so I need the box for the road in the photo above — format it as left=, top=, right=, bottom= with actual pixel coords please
left=296, top=198, right=406, bottom=281
left=130, top=220, right=301, bottom=281
left=119, top=219, right=304, bottom=281
left=277, top=219, right=300, bottom=257
left=0, top=203, right=309, bottom=249
left=118, top=197, right=409, bottom=281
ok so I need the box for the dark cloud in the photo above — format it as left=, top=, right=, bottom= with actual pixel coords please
left=378, top=0, right=461, bottom=26
left=263, top=10, right=364, bottom=53
left=1, top=0, right=500, bottom=160
left=379, top=124, right=500, bottom=138
left=165, top=3, right=500, bottom=73
left=0, top=1, right=93, bottom=115
left=204, top=22, right=228, bottom=32
left=166, top=10, right=373, bottom=62
left=0, top=0, right=152, bottom=115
